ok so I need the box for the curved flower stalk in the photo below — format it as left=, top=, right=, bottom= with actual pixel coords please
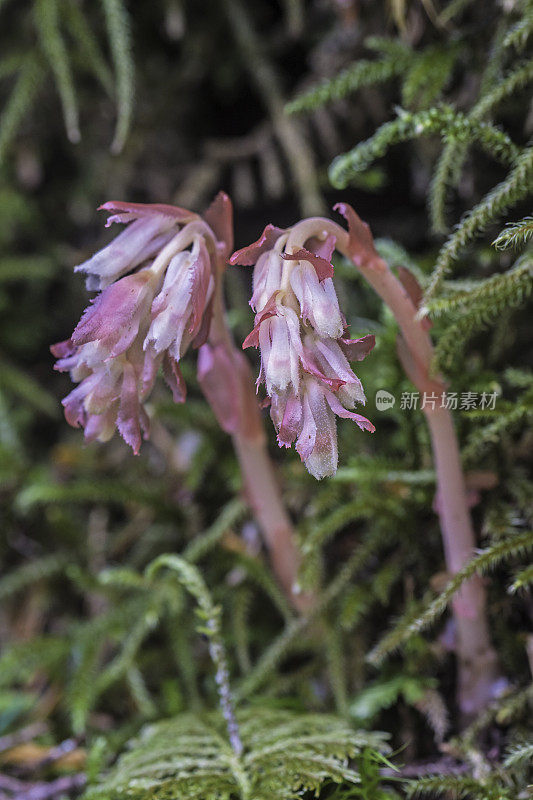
left=52, top=201, right=219, bottom=454
left=230, top=221, right=375, bottom=479
left=293, top=202, right=500, bottom=717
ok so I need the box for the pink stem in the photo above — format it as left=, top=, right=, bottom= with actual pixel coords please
left=316, top=220, right=500, bottom=715
left=202, top=278, right=312, bottom=613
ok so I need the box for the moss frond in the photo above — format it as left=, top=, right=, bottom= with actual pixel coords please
left=368, top=530, right=533, bottom=665
left=0, top=55, right=42, bottom=167
left=329, top=106, right=520, bottom=189
left=424, top=146, right=533, bottom=302
left=101, top=0, right=134, bottom=154
left=493, top=217, right=533, bottom=249
left=34, top=0, right=80, bottom=143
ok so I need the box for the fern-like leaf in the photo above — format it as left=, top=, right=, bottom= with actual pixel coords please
left=84, top=707, right=389, bottom=800
left=503, top=741, right=533, bottom=767
left=508, top=563, right=533, bottom=593
left=429, top=58, right=533, bottom=234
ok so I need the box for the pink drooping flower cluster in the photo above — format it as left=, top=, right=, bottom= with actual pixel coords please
left=230, top=206, right=375, bottom=479
left=52, top=197, right=230, bottom=453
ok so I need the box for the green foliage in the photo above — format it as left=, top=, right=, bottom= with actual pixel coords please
left=404, top=774, right=515, bottom=799
left=430, top=253, right=533, bottom=371
left=329, top=106, right=521, bottom=190
left=286, top=41, right=411, bottom=115
left=430, top=57, right=533, bottom=234
left=508, top=563, right=533, bottom=593
left=424, top=146, right=533, bottom=304
left=0, top=553, right=66, bottom=600
left=503, top=740, right=533, bottom=768
left=63, top=0, right=114, bottom=95
left=34, top=0, right=80, bottom=143
left=101, top=0, right=134, bottom=154
left=0, top=54, right=42, bottom=166
left=493, top=217, right=533, bottom=250
left=350, top=675, right=431, bottom=721
left=369, top=529, right=533, bottom=665
left=0, top=0, right=134, bottom=157
left=84, top=707, right=389, bottom=800
left=401, top=44, right=459, bottom=110
left=1, top=3, right=533, bottom=798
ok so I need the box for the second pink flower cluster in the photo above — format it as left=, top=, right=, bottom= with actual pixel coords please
left=231, top=219, right=374, bottom=479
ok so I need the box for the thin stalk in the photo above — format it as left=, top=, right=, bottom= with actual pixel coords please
left=202, top=256, right=311, bottom=613
left=299, top=216, right=500, bottom=716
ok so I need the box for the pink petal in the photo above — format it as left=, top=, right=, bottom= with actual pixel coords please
left=301, top=347, right=345, bottom=391
left=72, top=271, right=154, bottom=357
left=338, top=334, right=375, bottom=362
left=277, top=395, right=303, bottom=448
left=75, top=217, right=175, bottom=289
left=140, top=348, right=162, bottom=400
left=295, top=393, right=317, bottom=462
left=333, top=202, right=378, bottom=267
left=229, top=224, right=286, bottom=266
left=84, top=369, right=122, bottom=414
left=84, top=406, right=118, bottom=443
left=117, top=362, right=142, bottom=454
left=99, top=200, right=195, bottom=227
left=191, top=296, right=214, bottom=349
left=304, top=233, right=336, bottom=263
left=325, top=391, right=375, bottom=433
left=289, top=266, right=343, bottom=338
left=50, top=339, right=76, bottom=358
left=62, top=383, right=88, bottom=428
left=300, top=382, right=338, bottom=479
left=188, top=238, right=213, bottom=334
left=282, top=247, right=334, bottom=281
left=242, top=292, right=280, bottom=349
left=204, top=192, right=234, bottom=257
left=163, top=353, right=187, bottom=403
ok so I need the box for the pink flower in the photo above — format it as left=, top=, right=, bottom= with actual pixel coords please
left=52, top=197, right=224, bottom=453
left=76, top=201, right=195, bottom=290
left=231, top=208, right=375, bottom=479
left=144, top=236, right=214, bottom=360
